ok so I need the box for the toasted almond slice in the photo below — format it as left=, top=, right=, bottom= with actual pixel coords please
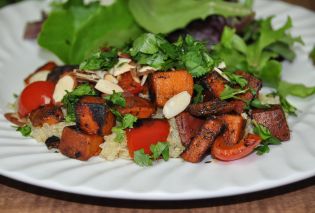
left=74, top=69, right=100, bottom=82
left=140, top=74, right=148, bottom=86
left=110, top=58, right=136, bottom=76
left=138, top=66, right=157, bottom=76
left=104, top=74, right=118, bottom=84
left=53, top=74, right=77, bottom=103
left=163, top=91, right=191, bottom=119
left=95, top=79, right=123, bottom=94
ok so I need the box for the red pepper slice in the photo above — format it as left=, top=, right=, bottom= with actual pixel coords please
left=126, top=119, right=170, bottom=158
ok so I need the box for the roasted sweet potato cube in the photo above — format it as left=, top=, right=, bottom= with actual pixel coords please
left=150, top=70, right=193, bottom=107
left=203, top=71, right=228, bottom=98
left=251, top=105, right=290, bottom=141
left=75, top=96, right=115, bottom=136
left=175, top=112, right=205, bottom=147
left=188, top=99, right=235, bottom=117
left=181, top=119, right=224, bottom=163
left=47, top=65, right=78, bottom=83
left=116, top=96, right=156, bottom=119
left=59, top=126, right=103, bottom=161
left=219, top=114, right=245, bottom=145
left=29, top=105, right=64, bottom=127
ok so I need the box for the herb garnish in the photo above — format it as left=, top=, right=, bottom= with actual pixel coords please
left=193, top=84, right=204, bottom=104
left=310, top=45, right=315, bottom=65
left=220, top=85, right=248, bottom=100
left=133, top=142, right=170, bottom=167
left=252, top=121, right=281, bottom=155
left=14, top=125, right=32, bottom=137
left=61, top=84, right=97, bottom=122
left=224, top=72, right=248, bottom=88
left=129, top=33, right=220, bottom=77
left=250, top=98, right=270, bottom=109
left=105, top=91, right=126, bottom=107
left=111, top=113, right=137, bottom=143
left=79, top=49, right=118, bottom=71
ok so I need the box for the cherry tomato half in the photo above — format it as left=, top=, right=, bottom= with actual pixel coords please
left=126, top=119, right=170, bottom=158
left=118, top=72, right=144, bottom=95
left=18, top=81, right=55, bottom=117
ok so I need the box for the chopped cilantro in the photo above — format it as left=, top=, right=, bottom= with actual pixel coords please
left=150, top=142, right=170, bottom=161
left=61, top=84, right=97, bottom=122
left=220, top=85, right=248, bottom=100
left=133, top=142, right=170, bottom=167
left=134, top=149, right=153, bottom=167
left=79, top=49, right=118, bottom=71
left=13, top=93, right=18, bottom=99
left=253, top=121, right=281, bottom=155
left=105, top=91, right=126, bottom=107
left=111, top=113, right=137, bottom=143
left=112, top=127, right=125, bottom=143
left=193, top=84, right=204, bottom=104
left=250, top=98, right=270, bottom=109
left=224, top=72, right=248, bottom=88
left=129, top=33, right=219, bottom=77
left=15, top=125, right=32, bottom=137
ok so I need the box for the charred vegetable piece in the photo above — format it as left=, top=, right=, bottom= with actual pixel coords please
left=251, top=105, right=290, bottom=141
left=116, top=96, right=156, bottom=119
left=24, top=61, right=57, bottom=85
left=75, top=96, right=115, bottom=136
left=211, top=134, right=261, bottom=161
left=126, top=119, right=170, bottom=158
left=188, top=99, right=235, bottom=117
left=59, top=126, right=103, bottom=161
left=118, top=72, right=143, bottom=95
left=45, top=136, right=60, bottom=150
left=175, top=112, right=204, bottom=147
left=181, top=119, right=224, bottom=163
left=203, top=71, right=228, bottom=98
left=47, top=65, right=78, bottom=83
left=29, top=105, right=64, bottom=127
left=218, top=114, right=245, bottom=145
left=150, top=70, right=194, bottom=107
left=4, top=113, right=27, bottom=127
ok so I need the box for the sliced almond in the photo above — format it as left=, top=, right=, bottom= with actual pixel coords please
left=53, top=74, right=77, bottom=103
left=95, top=79, right=123, bottom=94
left=110, top=58, right=136, bottom=76
left=140, top=74, right=148, bottom=86
left=104, top=74, right=118, bottom=84
left=74, top=69, right=100, bottom=82
left=138, top=66, right=157, bottom=76
left=163, top=91, right=191, bottom=119
left=130, top=69, right=141, bottom=83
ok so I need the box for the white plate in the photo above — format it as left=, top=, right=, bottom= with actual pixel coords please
left=0, top=0, right=315, bottom=200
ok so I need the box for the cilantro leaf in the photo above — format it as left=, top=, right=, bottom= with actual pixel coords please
left=111, top=114, right=137, bottom=143
left=224, top=72, right=248, bottom=88
left=150, top=142, right=170, bottom=161
left=133, top=149, right=153, bottom=167
left=253, top=121, right=281, bottom=155
left=250, top=98, right=270, bottom=109
left=193, top=84, right=204, bottom=104
left=278, top=81, right=315, bottom=98
left=62, top=84, right=97, bottom=122
left=129, top=33, right=218, bottom=77
left=105, top=91, right=126, bottom=107
left=220, top=85, right=248, bottom=100
left=121, top=114, right=138, bottom=129
left=112, top=127, right=125, bottom=143
left=15, top=125, right=32, bottom=137
left=79, top=49, right=118, bottom=70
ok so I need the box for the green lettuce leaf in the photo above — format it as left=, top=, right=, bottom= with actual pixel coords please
left=38, top=0, right=143, bottom=64
left=128, top=0, right=252, bottom=34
